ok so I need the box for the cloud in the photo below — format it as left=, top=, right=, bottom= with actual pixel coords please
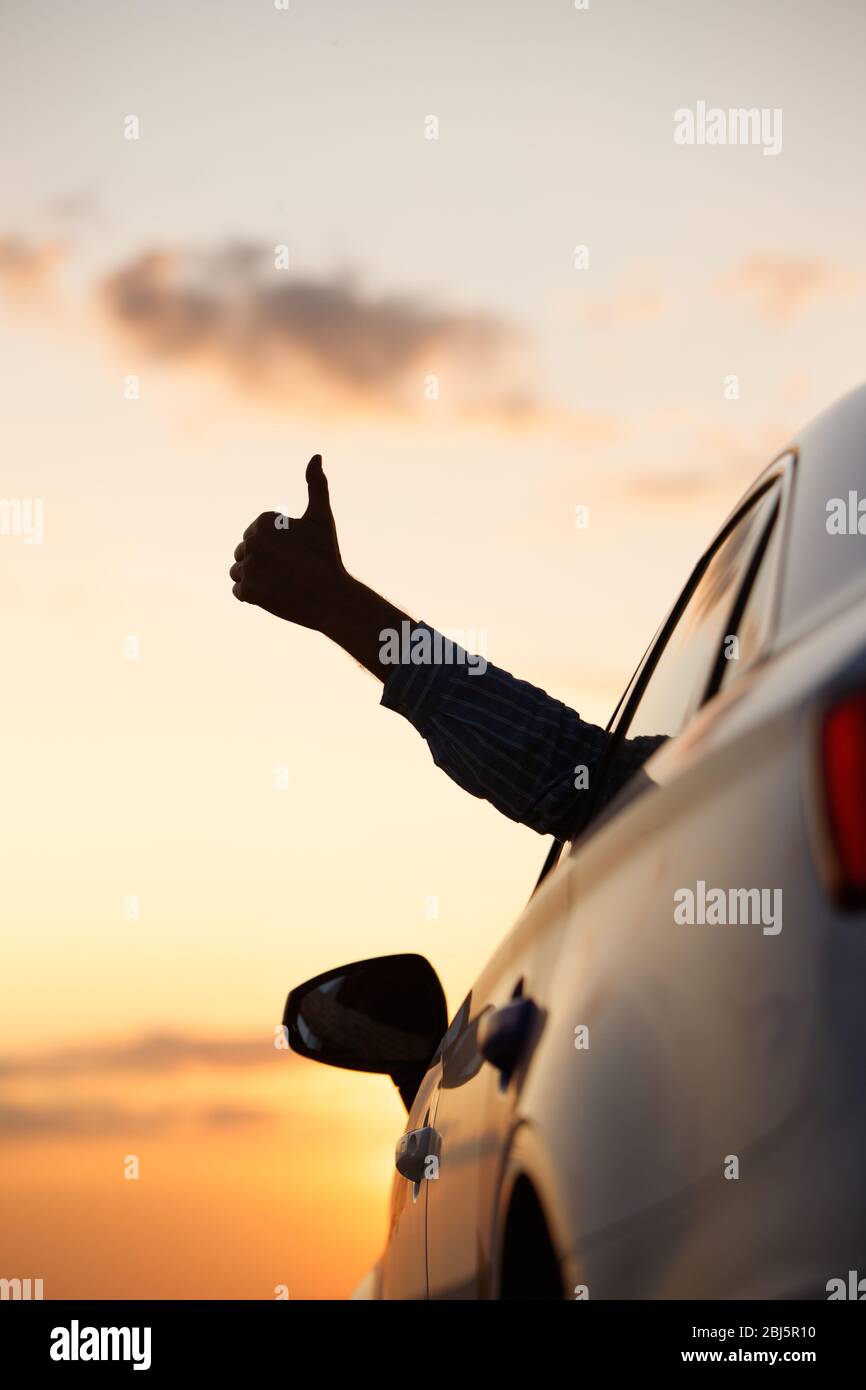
left=0, top=1100, right=272, bottom=1138
left=99, top=242, right=516, bottom=407
left=614, top=417, right=796, bottom=511
left=618, top=471, right=719, bottom=504
left=0, top=1030, right=286, bottom=1080
left=95, top=241, right=622, bottom=438
left=717, top=254, right=862, bottom=323
left=581, top=288, right=668, bottom=330
left=458, top=393, right=622, bottom=443
left=0, top=235, right=66, bottom=296
left=0, top=231, right=623, bottom=439
left=0, top=1032, right=291, bottom=1140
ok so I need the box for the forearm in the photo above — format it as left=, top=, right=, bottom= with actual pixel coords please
left=322, top=574, right=412, bottom=682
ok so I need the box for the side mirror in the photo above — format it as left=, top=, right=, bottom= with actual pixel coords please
left=283, top=954, right=447, bottom=1110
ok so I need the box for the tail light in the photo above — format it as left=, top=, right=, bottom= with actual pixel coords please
left=821, top=688, right=866, bottom=905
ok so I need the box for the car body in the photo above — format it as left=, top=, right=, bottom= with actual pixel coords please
left=286, top=384, right=866, bottom=1299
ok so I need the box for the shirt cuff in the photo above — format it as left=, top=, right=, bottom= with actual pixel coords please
left=379, top=621, right=467, bottom=739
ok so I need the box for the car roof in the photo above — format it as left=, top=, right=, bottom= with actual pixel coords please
left=777, top=382, right=866, bottom=646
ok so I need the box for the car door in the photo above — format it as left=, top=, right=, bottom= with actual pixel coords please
left=379, top=1055, right=443, bottom=1298
left=424, top=861, right=571, bottom=1298
left=543, top=466, right=805, bottom=1295
left=424, top=465, right=789, bottom=1298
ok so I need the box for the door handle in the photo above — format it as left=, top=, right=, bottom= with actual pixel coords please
left=477, top=997, right=538, bottom=1083
left=395, top=1125, right=439, bottom=1183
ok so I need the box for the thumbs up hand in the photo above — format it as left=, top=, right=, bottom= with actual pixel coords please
left=230, top=454, right=348, bottom=632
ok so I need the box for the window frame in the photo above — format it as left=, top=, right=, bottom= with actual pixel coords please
left=610, top=481, right=781, bottom=748
left=532, top=453, right=795, bottom=891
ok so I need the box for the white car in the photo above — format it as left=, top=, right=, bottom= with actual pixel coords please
left=286, top=384, right=866, bottom=1299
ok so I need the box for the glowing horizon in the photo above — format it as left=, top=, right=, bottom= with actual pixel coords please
left=2, top=0, right=866, bottom=1298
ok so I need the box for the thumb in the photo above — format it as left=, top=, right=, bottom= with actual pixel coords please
left=303, top=453, right=331, bottom=519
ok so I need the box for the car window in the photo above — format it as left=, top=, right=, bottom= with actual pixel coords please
left=614, top=483, right=780, bottom=747
left=622, top=486, right=778, bottom=750
left=717, top=500, right=781, bottom=694
left=538, top=478, right=784, bottom=888
left=583, top=481, right=781, bottom=824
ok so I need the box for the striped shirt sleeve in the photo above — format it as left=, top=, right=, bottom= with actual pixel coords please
left=379, top=622, right=612, bottom=841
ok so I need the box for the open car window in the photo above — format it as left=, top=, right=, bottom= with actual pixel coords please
left=717, top=492, right=785, bottom=695
left=533, top=471, right=787, bottom=892
left=612, top=483, right=780, bottom=750
left=587, top=480, right=782, bottom=830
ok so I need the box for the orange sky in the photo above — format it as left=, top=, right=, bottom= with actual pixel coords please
left=2, top=0, right=866, bottom=1298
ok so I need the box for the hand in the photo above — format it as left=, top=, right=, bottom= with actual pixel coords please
left=230, top=454, right=349, bottom=632
left=230, top=454, right=412, bottom=679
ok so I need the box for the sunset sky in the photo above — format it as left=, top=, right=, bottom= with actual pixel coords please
left=2, top=0, right=866, bottom=1298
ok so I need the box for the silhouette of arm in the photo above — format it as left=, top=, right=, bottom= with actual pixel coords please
left=378, top=624, right=610, bottom=838
left=230, top=457, right=662, bottom=839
